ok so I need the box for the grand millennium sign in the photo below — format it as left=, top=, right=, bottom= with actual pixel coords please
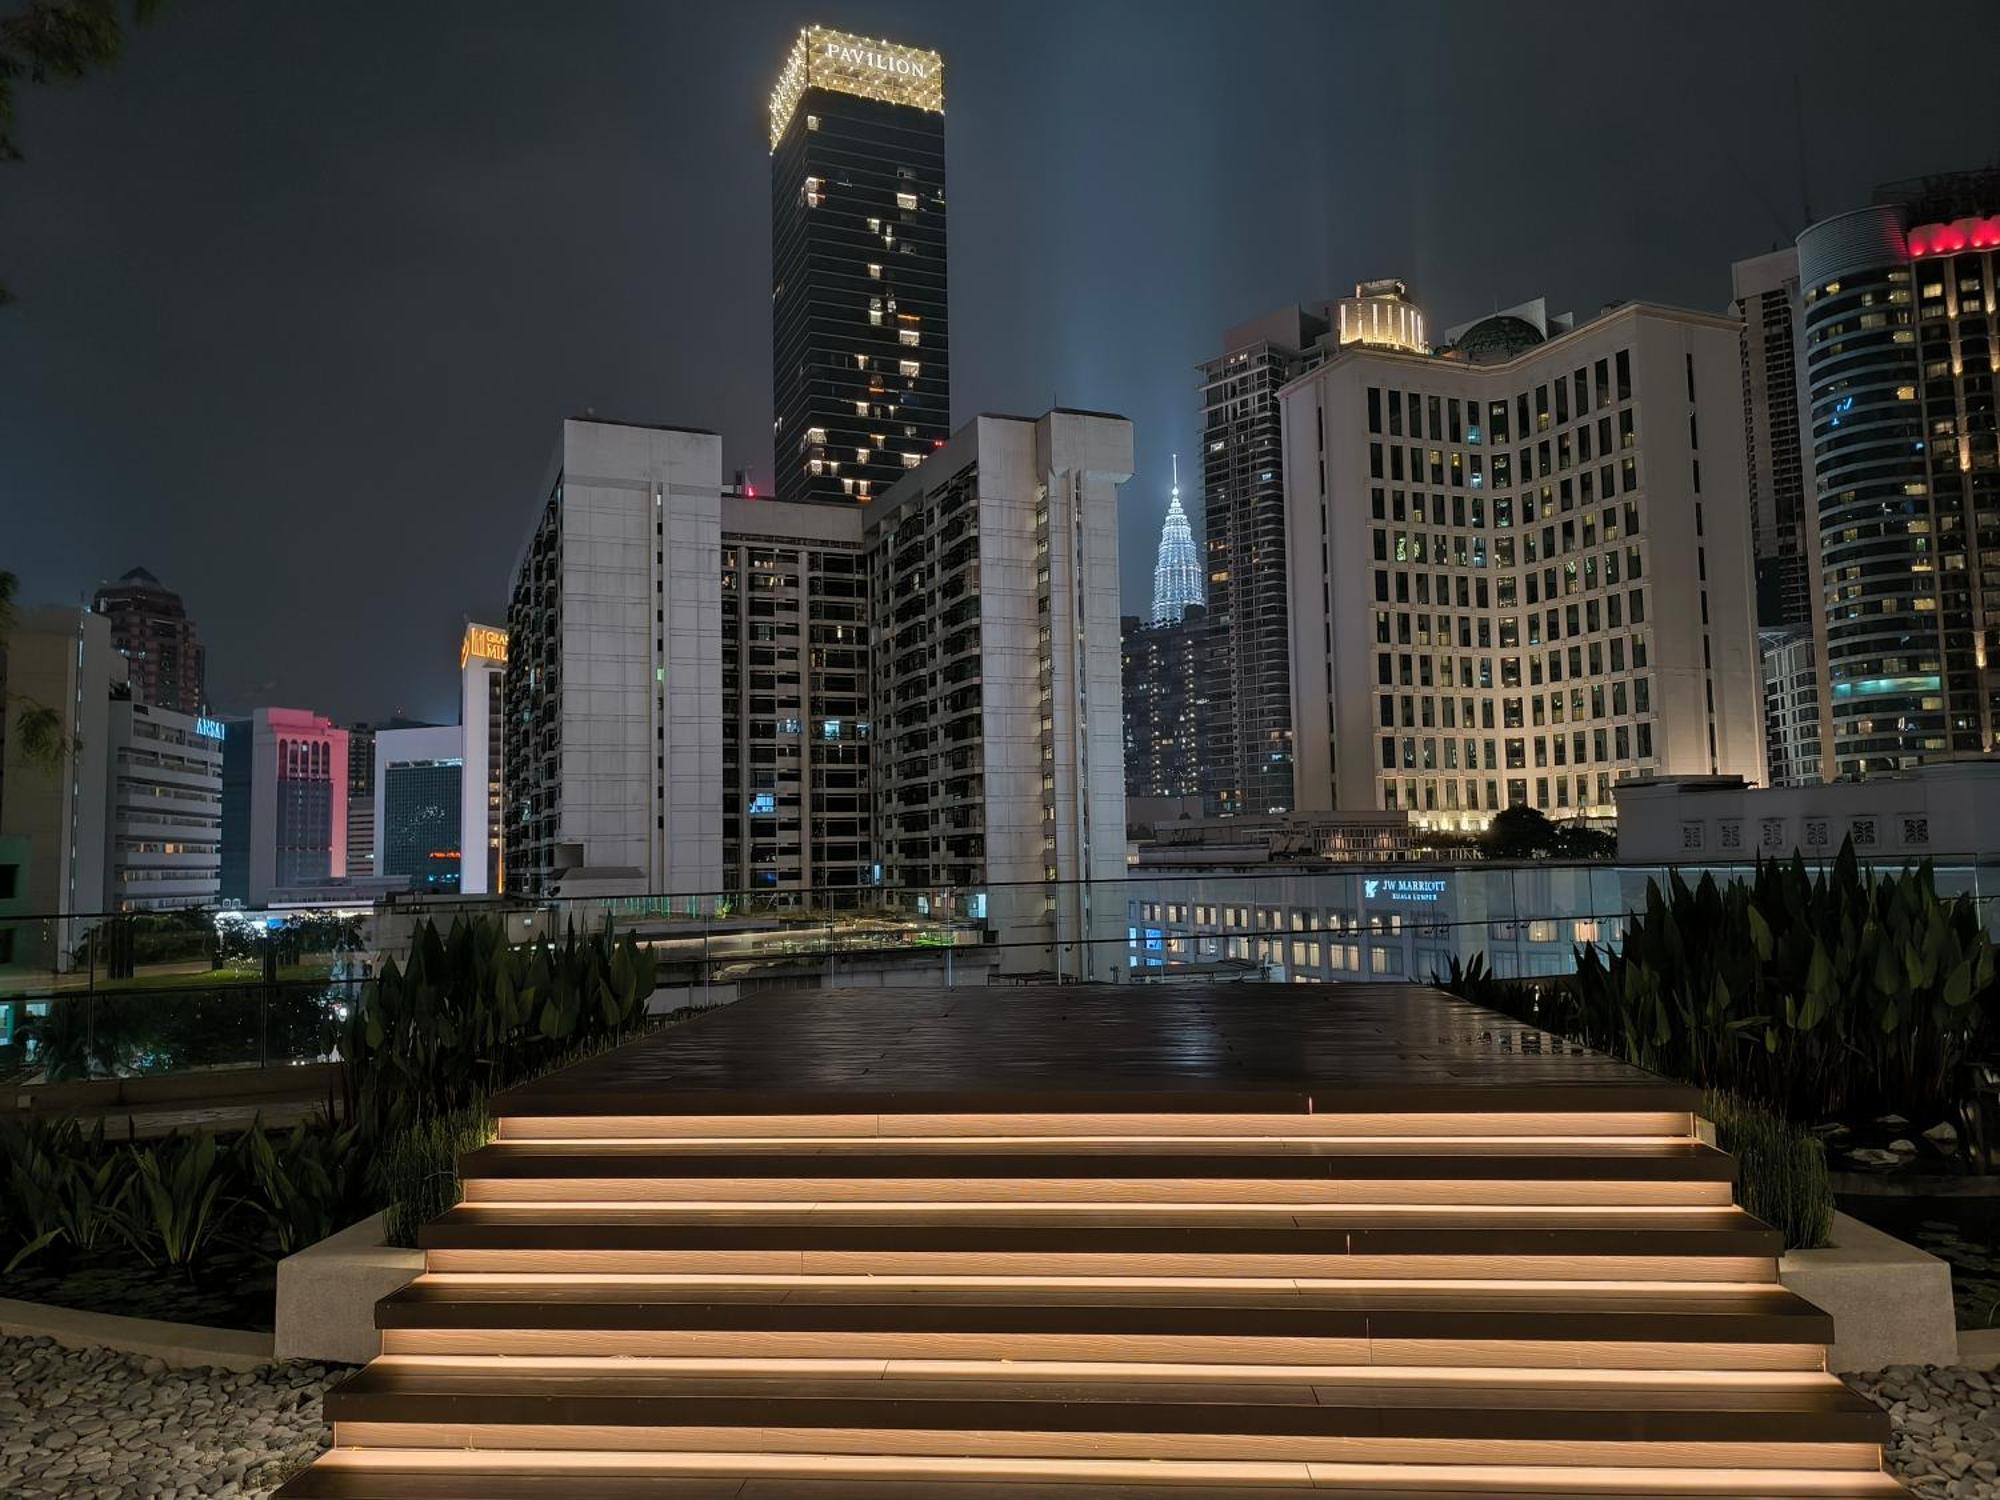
left=769, top=25, right=944, bottom=149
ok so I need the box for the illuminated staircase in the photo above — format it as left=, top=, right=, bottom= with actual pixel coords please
left=278, top=1094, right=1899, bottom=1496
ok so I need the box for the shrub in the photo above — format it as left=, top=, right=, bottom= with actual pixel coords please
left=1705, top=1090, right=1834, bottom=1251
left=0, top=1115, right=127, bottom=1270
left=1563, top=840, right=1997, bottom=1126
left=110, top=1130, right=239, bottom=1278
left=381, top=1101, right=493, bottom=1249
left=238, top=1120, right=372, bottom=1257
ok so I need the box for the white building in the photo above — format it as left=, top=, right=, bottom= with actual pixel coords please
left=1280, top=299, right=1765, bottom=829
left=504, top=420, right=727, bottom=898
left=1615, top=762, right=2000, bottom=864
left=458, top=624, right=506, bottom=895
left=104, top=701, right=223, bottom=911
left=502, top=410, right=1132, bottom=977
left=865, top=410, right=1133, bottom=975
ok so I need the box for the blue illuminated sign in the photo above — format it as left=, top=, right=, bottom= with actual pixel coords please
left=1364, top=877, right=1448, bottom=904
left=195, top=716, right=225, bottom=739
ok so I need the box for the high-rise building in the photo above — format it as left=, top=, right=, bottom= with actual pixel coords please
left=1149, top=456, right=1203, bottom=625
left=104, top=702, right=223, bottom=911
left=458, top=624, right=506, bottom=895
left=375, top=723, right=463, bottom=894
left=1122, top=604, right=1206, bottom=800
left=770, top=26, right=947, bottom=506
left=719, top=493, right=872, bottom=894
left=1281, top=299, right=1765, bottom=825
left=1731, top=249, right=1820, bottom=631
left=220, top=708, right=349, bottom=907
left=0, top=606, right=114, bottom=969
left=345, top=723, right=377, bottom=878
left=1796, top=173, right=2000, bottom=774
left=504, top=420, right=725, bottom=898
left=1197, top=304, right=1331, bottom=817
left=1760, top=626, right=1826, bottom=789
left=504, top=410, right=1132, bottom=975
left=92, top=567, right=205, bottom=714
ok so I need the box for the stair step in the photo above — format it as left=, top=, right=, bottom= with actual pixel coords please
left=377, top=1279, right=1833, bottom=1345
left=275, top=1461, right=1911, bottom=1499
left=459, top=1140, right=1735, bottom=1183
left=418, top=1204, right=1779, bottom=1258
left=323, top=1365, right=1884, bottom=1446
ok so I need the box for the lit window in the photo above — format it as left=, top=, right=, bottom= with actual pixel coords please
left=868, top=297, right=884, bottom=326
left=899, top=359, right=920, bottom=377
left=866, top=263, right=882, bottom=279
left=896, top=191, right=918, bottom=210
left=856, top=447, right=871, bottom=463
left=898, top=328, right=920, bottom=346
left=901, top=451, right=921, bottom=468
left=854, top=399, right=869, bottom=415
left=804, top=426, right=826, bottom=446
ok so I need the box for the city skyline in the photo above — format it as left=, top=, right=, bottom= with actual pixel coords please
left=5, top=1, right=2000, bottom=726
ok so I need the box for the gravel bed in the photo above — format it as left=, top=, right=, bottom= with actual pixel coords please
left=0, top=1335, right=340, bottom=1498
left=1850, top=1363, right=2000, bottom=1497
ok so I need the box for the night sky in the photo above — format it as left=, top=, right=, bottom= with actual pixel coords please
left=5, top=0, right=1997, bottom=724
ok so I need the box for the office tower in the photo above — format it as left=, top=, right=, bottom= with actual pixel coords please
left=1122, top=604, right=1207, bottom=800
left=769, top=25, right=947, bottom=506
left=1760, top=626, right=1826, bottom=788
left=1198, top=304, right=1331, bottom=817
left=504, top=420, right=725, bottom=898
left=345, top=723, right=377, bottom=878
left=1732, top=249, right=1820, bottom=630
left=459, top=624, right=506, bottom=895
left=1797, top=173, right=2000, bottom=774
left=92, top=567, right=205, bottom=713
left=866, top=410, right=1132, bottom=972
left=0, top=607, right=114, bottom=969
left=1282, top=299, right=1764, bottom=824
left=720, top=493, right=872, bottom=894
left=219, top=708, right=349, bottom=906
left=1149, top=457, right=1203, bottom=625
left=375, top=723, right=464, bottom=894
left=104, top=703, right=223, bottom=911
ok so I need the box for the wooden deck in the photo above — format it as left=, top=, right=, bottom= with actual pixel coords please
left=277, top=984, right=1901, bottom=1499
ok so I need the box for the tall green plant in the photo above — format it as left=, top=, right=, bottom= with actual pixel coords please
left=0, top=1115, right=126, bottom=1270
left=1705, top=1090, right=1834, bottom=1250
left=110, top=1130, right=238, bottom=1278
left=1563, top=841, right=1997, bottom=1124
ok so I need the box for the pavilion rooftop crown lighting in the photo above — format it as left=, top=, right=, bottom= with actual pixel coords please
left=769, top=25, right=944, bottom=150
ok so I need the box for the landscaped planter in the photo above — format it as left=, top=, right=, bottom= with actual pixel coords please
left=1780, top=1210, right=1959, bottom=1372
left=273, top=1211, right=422, bottom=1365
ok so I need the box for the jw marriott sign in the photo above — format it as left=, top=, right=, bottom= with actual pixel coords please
left=769, top=24, right=945, bottom=149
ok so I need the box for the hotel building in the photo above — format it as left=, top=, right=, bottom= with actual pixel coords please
left=1280, top=299, right=1764, bottom=827
left=770, top=26, right=948, bottom=506
left=374, top=723, right=464, bottom=894
left=1796, top=172, right=2000, bottom=773
left=220, top=708, right=349, bottom=907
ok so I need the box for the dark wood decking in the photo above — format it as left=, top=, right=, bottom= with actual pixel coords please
left=496, top=984, right=1698, bottom=1115
left=278, top=984, right=1899, bottom=1500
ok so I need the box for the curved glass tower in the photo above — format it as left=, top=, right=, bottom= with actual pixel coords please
left=1150, top=456, right=1204, bottom=625
left=1799, top=183, right=2000, bottom=774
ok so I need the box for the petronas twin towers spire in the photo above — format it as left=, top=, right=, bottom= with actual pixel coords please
left=1149, top=454, right=1204, bottom=625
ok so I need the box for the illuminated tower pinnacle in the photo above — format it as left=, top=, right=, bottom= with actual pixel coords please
left=1150, top=454, right=1204, bottom=626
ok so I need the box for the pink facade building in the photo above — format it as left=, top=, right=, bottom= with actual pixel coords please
left=220, top=708, right=349, bottom=906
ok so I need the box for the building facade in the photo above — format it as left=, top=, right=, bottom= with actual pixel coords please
left=375, top=723, right=464, bottom=894
left=220, top=708, right=349, bottom=907
left=1760, top=626, right=1826, bottom=788
left=104, top=702, right=223, bottom=911
left=345, top=723, right=377, bottom=878
left=459, top=624, right=506, bottom=895
left=1732, top=248, right=1820, bottom=631
left=1122, top=606, right=1206, bottom=801
left=1797, top=175, right=2000, bottom=775
left=0, top=607, right=114, bottom=969
left=1281, top=301, right=1765, bottom=827
left=91, top=567, right=204, bottom=714
left=770, top=25, right=947, bottom=506
left=864, top=410, right=1132, bottom=973
left=719, top=494, right=872, bottom=894
left=1197, top=304, right=1331, bottom=817
left=503, top=419, right=725, bottom=897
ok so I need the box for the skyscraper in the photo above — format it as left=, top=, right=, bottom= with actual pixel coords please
left=219, top=708, right=349, bottom=906
left=459, top=624, right=506, bottom=895
left=1122, top=605, right=1206, bottom=800
left=1796, top=173, right=2000, bottom=774
left=1198, top=304, right=1331, bottom=817
left=1731, top=249, right=1819, bottom=631
left=92, top=567, right=205, bottom=714
left=769, top=26, right=947, bottom=506
left=375, top=723, right=464, bottom=894
left=1149, top=456, right=1203, bottom=625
